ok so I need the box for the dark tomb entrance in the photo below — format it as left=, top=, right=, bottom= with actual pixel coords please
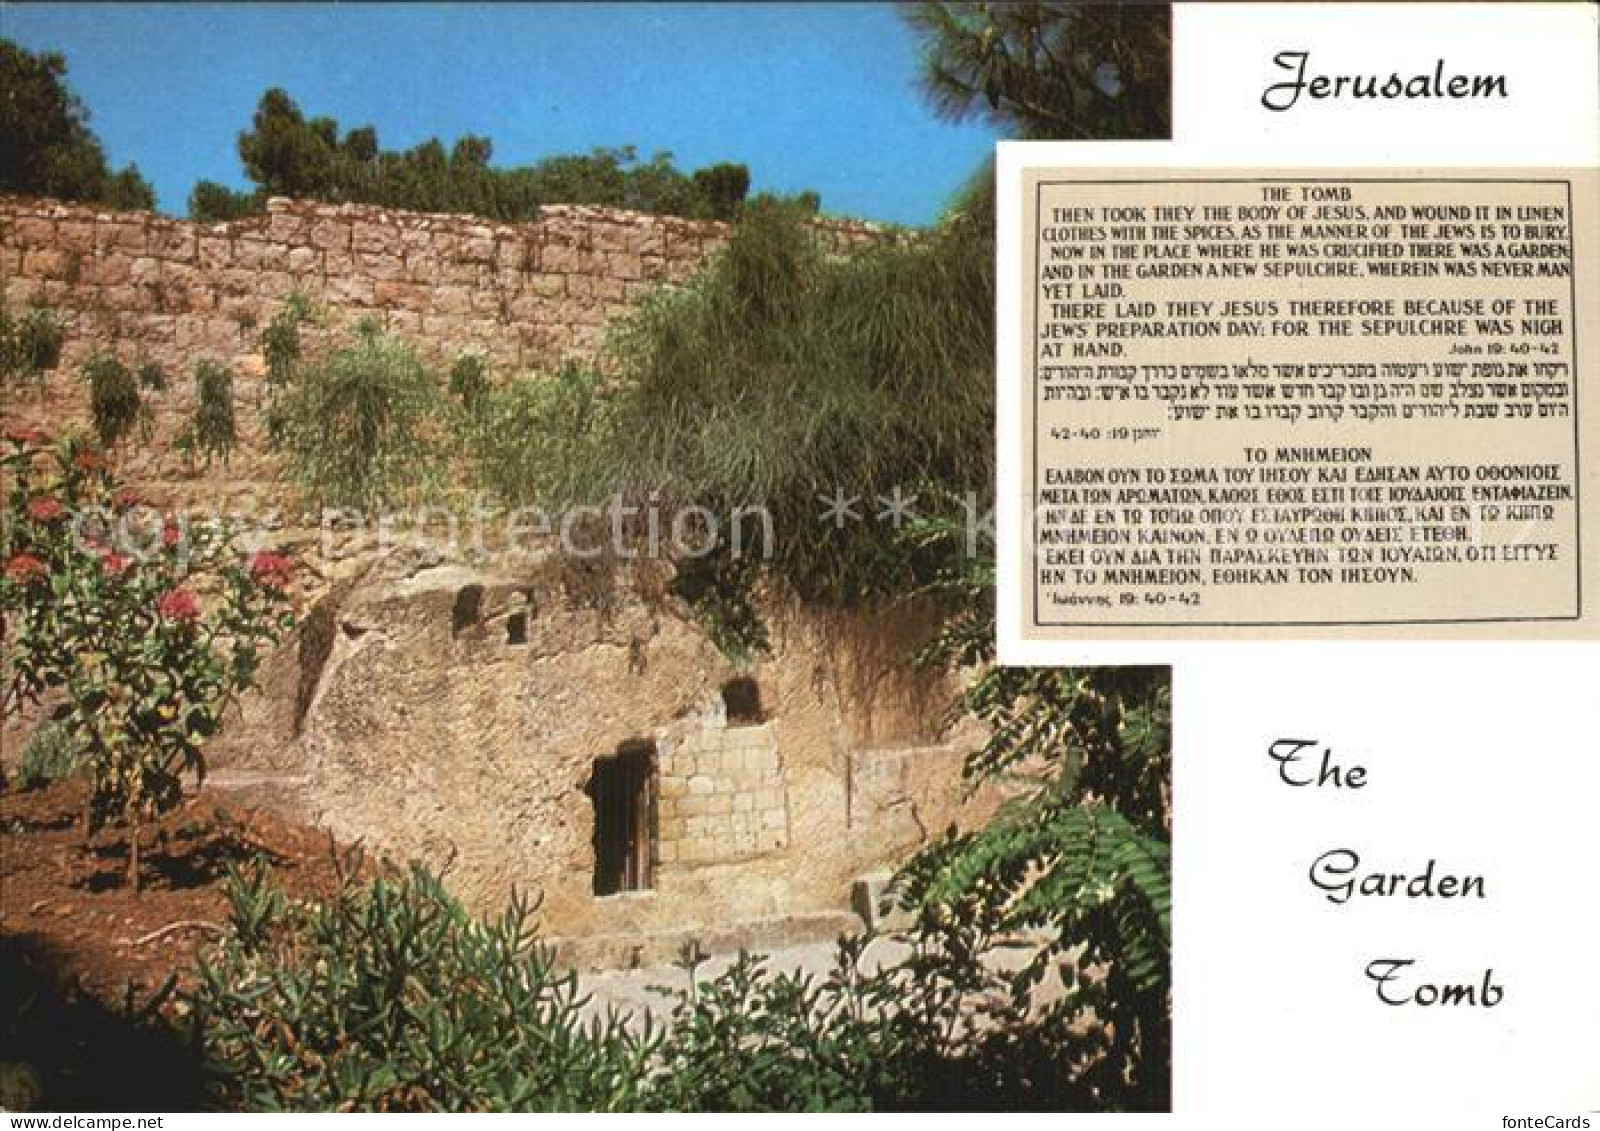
left=589, top=740, right=656, bottom=896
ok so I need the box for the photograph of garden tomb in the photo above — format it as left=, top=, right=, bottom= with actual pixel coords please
left=0, top=3, right=1173, bottom=1112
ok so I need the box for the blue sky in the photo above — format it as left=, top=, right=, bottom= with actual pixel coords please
left=1, top=2, right=1002, bottom=225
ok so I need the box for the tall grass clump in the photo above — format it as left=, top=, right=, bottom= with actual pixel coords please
left=458, top=362, right=612, bottom=511
left=580, top=184, right=994, bottom=608
left=14, top=721, right=84, bottom=790
left=269, top=327, right=444, bottom=510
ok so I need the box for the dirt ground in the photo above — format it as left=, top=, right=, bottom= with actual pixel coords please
left=0, top=774, right=353, bottom=1002
left=0, top=773, right=367, bottom=1109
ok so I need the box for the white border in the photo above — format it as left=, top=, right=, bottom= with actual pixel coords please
left=996, top=1, right=1600, bottom=666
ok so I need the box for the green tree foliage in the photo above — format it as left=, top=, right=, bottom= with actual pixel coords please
left=904, top=2, right=1171, bottom=139
left=188, top=180, right=265, bottom=223
left=691, top=161, right=753, bottom=222
left=1, top=430, right=294, bottom=888
left=0, top=39, right=155, bottom=208
left=902, top=510, right=1172, bottom=1107
left=269, top=327, right=444, bottom=510
left=200, top=87, right=757, bottom=222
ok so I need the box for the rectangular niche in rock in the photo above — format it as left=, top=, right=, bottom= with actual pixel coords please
left=721, top=677, right=763, bottom=726
left=588, top=740, right=656, bottom=896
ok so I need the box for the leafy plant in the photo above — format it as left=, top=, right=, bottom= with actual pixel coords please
left=901, top=509, right=1172, bottom=1109
left=80, top=353, right=149, bottom=447
left=261, top=291, right=314, bottom=389
left=185, top=853, right=1112, bottom=1112
left=905, top=2, right=1172, bottom=140
left=0, top=428, right=295, bottom=889
left=180, top=359, right=237, bottom=468
left=459, top=362, right=611, bottom=511
left=136, top=361, right=168, bottom=393
left=0, top=304, right=67, bottom=387
left=188, top=857, right=655, bottom=1111
left=15, top=719, right=84, bottom=790
left=447, top=353, right=489, bottom=410
left=269, top=328, right=443, bottom=510
left=563, top=188, right=989, bottom=625
left=666, top=553, right=769, bottom=664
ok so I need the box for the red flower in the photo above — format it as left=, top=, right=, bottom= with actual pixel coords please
left=248, top=551, right=293, bottom=590
left=161, top=521, right=183, bottom=547
left=2, top=425, right=46, bottom=446
left=112, top=487, right=143, bottom=511
left=101, top=551, right=132, bottom=576
left=157, top=588, right=201, bottom=622
left=26, top=497, right=65, bottom=523
left=72, top=450, right=108, bottom=472
left=4, top=554, right=48, bottom=584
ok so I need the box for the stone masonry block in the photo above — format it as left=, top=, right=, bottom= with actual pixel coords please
left=11, top=216, right=56, bottom=245
left=309, top=220, right=352, bottom=252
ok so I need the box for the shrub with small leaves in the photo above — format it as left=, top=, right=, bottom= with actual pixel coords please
left=260, top=291, right=314, bottom=388
left=15, top=720, right=84, bottom=790
left=136, top=361, right=168, bottom=393
left=646, top=923, right=1104, bottom=1112
left=80, top=353, right=149, bottom=447
left=447, top=352, right=489, bottom=410
left=184, top=850, right=1134, bottom=1111
left=188, top=858, right=655, bottom=1111
left=181, top=359, right=237, bottom=468
left=0, top=305, right=67, bottom=386
left=459, top=363, right=611, bottom=510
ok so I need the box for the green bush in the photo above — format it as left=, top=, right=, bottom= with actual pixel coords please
left=15, top=720, right=84, bottom=790
left=188, top=859, right=654, bottom=1111
left=648, top=929, right=1102, bottom=1112
left=269, top=329, right=443, bottom=510
left=261, top=291, right=315, bottom=389
left=574, top=187, right=992, bottom=612
left=185, top=853, right=1125, bottom=1112
left=906, top=508, right=1173, bottom=1108
left=0, top=304, right=67, bottom=386
left=136, top=361, right=168, bottom=393
left=80, top=353, right=148, bottom=447
left=447, top=353, right=489, bottom=410
left=180, top=359, right=237, bottom=467
left=459, top=363, right=611, bottom=511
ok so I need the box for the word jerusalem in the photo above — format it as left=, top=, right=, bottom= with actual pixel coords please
left=1261, top=51, right=1509, bottom=112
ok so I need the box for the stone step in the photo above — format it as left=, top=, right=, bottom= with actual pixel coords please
left=550, top=908, right=865, bottom=972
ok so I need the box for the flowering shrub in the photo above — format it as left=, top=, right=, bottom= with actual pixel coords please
left=0, top=428, right=295, bottom=889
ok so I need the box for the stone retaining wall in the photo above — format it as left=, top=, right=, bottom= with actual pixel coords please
left=0, top=194, right=879, bottom=502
